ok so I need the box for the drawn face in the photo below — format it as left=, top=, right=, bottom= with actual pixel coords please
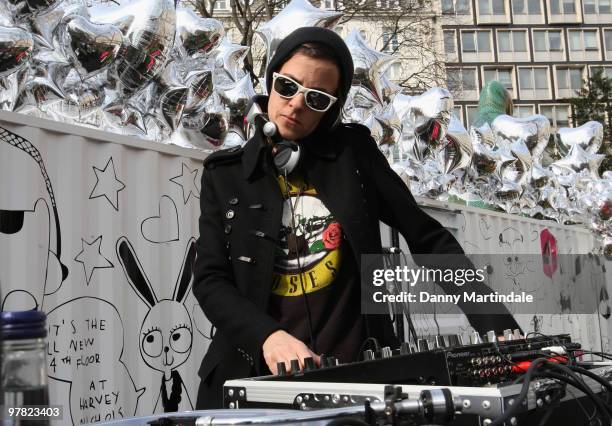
left=139, top=300, right=193, bottom=375
left=0, top=140, right=58, bottom=310
left=267, top=53, right=340, bottom=141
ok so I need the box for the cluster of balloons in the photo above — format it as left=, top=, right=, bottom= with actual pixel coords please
left=0, top=0, right=609, bottom=258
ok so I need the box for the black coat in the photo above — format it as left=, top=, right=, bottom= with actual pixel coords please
left=193, top=123, right=519, bottom=407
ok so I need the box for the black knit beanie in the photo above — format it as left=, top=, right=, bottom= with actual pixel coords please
left=265, top=27, right=354, bottom=135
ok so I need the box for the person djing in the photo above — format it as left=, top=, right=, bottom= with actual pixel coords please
left=193, top=26, right=520, bottom=409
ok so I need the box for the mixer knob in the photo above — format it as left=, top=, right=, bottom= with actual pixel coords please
left=447, top=334, right=463, bottom=347
left=400, top=341, right=416, bottom=355
left=485, top=330, right=497, bottom=343
left=434, top=335, right=447, bottom=349
left=290, top=359, right=301, bottom=374
left=381, top=346, right=393, bottom=358
left=363, top=349, right=375, bottom=361
left=304, top=356, right=316, bottom=371
left=277, top=361, right=287, bottom=376
left=503, top=329, right=513, bottom=341
left=470, top=332, right=484, bottom=345
left=417, top=338, right=430, bottom=352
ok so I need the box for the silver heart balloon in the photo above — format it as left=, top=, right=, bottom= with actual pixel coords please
left=184, top=66, right=213, bottom=111
left=531, top=162, right=552, bottom=188
left=471, top=139, right=499, bottom=177
left=93, top=0, right=176, bottom=97
left=557, top=121, right=604, bottom=155
left=0, top=25, right=33, bottom=78
left=256, top=0, right=342, bottom=63
left=469, top=122, right=495, bottom=147
left=31, top=0, right=88, bottom=49
left=491, top=114, right=550, bottom=163
left=155, top=61, right=188, bottom=132
left=443, top=115, right=473, bottom=174
left=175, top=8, right=224, bottom=59
left=59, top=15, right=122, bottom=80
left=345, top=29, right=397, bottom=104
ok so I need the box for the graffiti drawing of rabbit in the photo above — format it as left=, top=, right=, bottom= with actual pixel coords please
left=116, top=236, right=196, bottom=413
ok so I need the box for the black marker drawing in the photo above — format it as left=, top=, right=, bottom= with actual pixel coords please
left=46, top=296, right=145, bottom=425
left=170, top=163, right=200, bottom=204
left=74, top=235, right=114, bottom=286
left=498, top=226, right=523, bottom=249
left=116, top=236, right=196, bottom=413
left=478, top=217, right=492, bottom=241
left=89, top=157, right=126, bottom=211
left=0, top=126, right=68, bottom=310
left=141, top=195, right=180, bottom=244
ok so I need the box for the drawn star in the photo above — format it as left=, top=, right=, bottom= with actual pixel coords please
left=170, top=163, right=200, bottom=204
left=74, top=236, right=114, bottom=286
left=90, top=157, right=126, bottom=211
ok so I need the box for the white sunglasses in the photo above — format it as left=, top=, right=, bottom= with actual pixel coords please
left=272, top=72, right=338, bottom=112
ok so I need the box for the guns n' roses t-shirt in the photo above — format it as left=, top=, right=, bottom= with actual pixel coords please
left=267, top=173, right=365, bottom=363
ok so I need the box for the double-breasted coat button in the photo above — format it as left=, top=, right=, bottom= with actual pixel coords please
left=224, top=224, right=232, bottom=234
left=226, top=210, right=235, bottom=219
left=248, top=203, right=264, bottom=210
left=237, top=256, right=256, bottom=264
left=229, top=197, right=239, bottom=205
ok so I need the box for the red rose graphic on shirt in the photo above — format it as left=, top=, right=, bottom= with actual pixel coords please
left=322, top=222, right=342, bottom=250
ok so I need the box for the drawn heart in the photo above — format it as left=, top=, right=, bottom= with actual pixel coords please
left=60, top=15, right=122, bottom=80
left=141, top=195, right=179, bottom=243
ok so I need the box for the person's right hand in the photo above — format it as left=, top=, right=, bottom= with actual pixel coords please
left=262, top=330, right=320, bottom=375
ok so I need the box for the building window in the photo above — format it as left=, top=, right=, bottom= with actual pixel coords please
left=478, top=0, right=506, bottom=14
left=322, top=0, right=335, bottom=8
left=568, top=30, right=599, bottom=52
left=540, top=105, right=570, bottom=128
left=453, top=105, right=463, bottom=123
left=591, top=66, right=612, bottom=78
left=556, top=67, right=584, bottom=92
left=605, top=29, right=612, bottom=54
left=498, top=30, right=528, bottom=52
left=466, top=105, right=479, bottom=127
left=514, top=105, right=535, bottom=117
left=584, top=0, right=610, bottom=13
left=512, top=0, right=541, bottom=13
left=518, top=67, right=549, bottom=90
left=444, top=30, right=456, bottom=53
left=461, top=31, right=492, bottom=53
left=212, top=0, right=228, bottom=9
left=382, top=28, right=399, bottom=53
left=447, top=68, right=478, bottom=92
left=484, top=68, right=514, bottom=91
left=377, top=0, right=400, bottom=7
left=442, top=0, right=471, bottom=13
left=550, top=0, right=576, bottom=13
left=533, top=30, right=562, bottom=51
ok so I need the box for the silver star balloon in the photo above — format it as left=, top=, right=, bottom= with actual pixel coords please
left=557, top=121, right=604, bottom=155
left=0, top=25, right=34, bottom=78
left=531, top=162, right=552, bottom=188
left=175, top=8, right=224, bottom=59
left=211, top=37, right=249, bottom=84
left=256, top=0, right=342, bottom=63
left=471, top=139, right=499, bottom=178
left=102, top=99, right=147, bottom=135
left=217, top=73, right=256, bottom=122
left=155, top=60, right=188, bottom=132
left=173, top=94, right=228, bottom=151
left=491, top=113, right=550, bottom=164
left=400, top=87, right=453, bottom=161
left=469, top=122, right=495, bottom=147
left=345, top=29, right=397, bottom=104
left=443, top=115, right=473, bottom=175
left=551, top=144, right=605, bottom=179
left=93, top=0, right=176, bottom=97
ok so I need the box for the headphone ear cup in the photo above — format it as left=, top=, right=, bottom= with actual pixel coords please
left=273, top=141, right=301, bottom=174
